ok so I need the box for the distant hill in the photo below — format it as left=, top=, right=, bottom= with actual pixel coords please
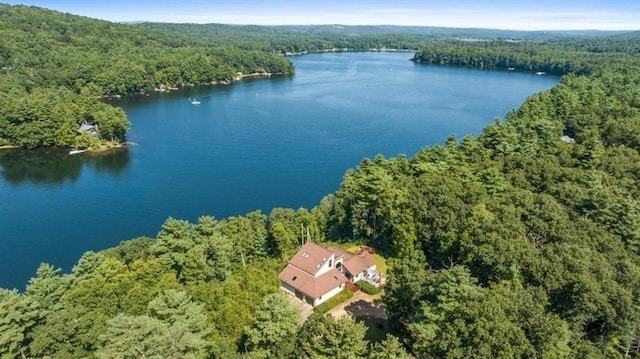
left=275, top=25, right=627, bottom=38
left=614, top=30, right=640, bottom=39
left=138, top=22, right=629, bottom=43
left=136, top=22, right=635, bottom=55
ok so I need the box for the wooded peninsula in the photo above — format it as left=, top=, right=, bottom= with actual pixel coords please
left=0, top=4, right=293, bottom=150
left=1, top=4, right=640, bottom=359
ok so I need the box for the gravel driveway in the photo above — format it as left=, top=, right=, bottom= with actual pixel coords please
left=328, top=291, right=386, bottom=319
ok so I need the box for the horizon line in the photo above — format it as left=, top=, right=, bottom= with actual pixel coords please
left=122, top=21, right=639, bottom=33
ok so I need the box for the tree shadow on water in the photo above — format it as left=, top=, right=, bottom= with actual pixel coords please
left=0, top=148, right=130, bottom=186
left=84, top=148, right=131, bottom=176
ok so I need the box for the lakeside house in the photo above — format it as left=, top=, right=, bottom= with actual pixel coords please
left=77, top=121, right=99, bottom=136
left=561, top=135, right=576, bottom=144
left=278, top=242, right=379, bottom=307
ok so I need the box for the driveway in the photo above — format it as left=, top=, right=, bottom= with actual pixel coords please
left=328, top=291, right=386, bottom=319
left=284, top=292, right=314, bottom=321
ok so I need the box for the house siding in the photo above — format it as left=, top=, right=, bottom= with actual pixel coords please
left=280, top=282, right=296, bottom=296
left=313, top=283, right=344, bottom=306
left=355, top=272, right=362, bottom=282
left=279, top=243, right=378, bottom=307
left=315, top=253, right=336, bottom=277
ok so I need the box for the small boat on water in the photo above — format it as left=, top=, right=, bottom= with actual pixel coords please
left=69, top=149, right=87, bottom=155
left=188, top=97, right=200, bottom=105
left=536, top=71, right=546, bottom=75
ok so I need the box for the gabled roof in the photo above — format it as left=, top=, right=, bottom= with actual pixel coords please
left=326, top=246, right=353, bottom=260
left=287, top=242, right=334, bottom=277
left=278, top=265, right=347, bottom=299
left=326, top=246, right=376, bottom=276
left=278, top=243, right=376, bottom=301
left=342, top=250, right=376, bottom=276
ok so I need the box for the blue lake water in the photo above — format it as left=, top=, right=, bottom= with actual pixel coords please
left=0, top=52, right=558, bottom=289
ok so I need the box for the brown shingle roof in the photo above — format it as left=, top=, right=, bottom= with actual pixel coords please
left=288, top=242, right=334, bottom=277
left=279, top=243, right=376, bottom=301
left=342, top=250, right=376, bottom=277
left=326, top=246, right=376, bottom=276
left=279, top=265, right=347, bottom=299
left=326, top=246, right=354, bottom=260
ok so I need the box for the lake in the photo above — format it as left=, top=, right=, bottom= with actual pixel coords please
left=0, top=52, right=558, bottom=289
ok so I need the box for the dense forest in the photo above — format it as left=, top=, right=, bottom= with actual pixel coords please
left=138, top=22, right=626, bottom=54
left=412, top=36, right=640, bottom=76
left=0, top=4, right=293, bottom=149
left=2, top=3, right=640, bottom=359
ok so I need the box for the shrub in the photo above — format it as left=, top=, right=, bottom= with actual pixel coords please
left=315, top=289, right=354, bottom=314
left=356, top=280, right=379, bottom=295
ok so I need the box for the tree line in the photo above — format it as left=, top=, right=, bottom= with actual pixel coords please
left=411, top=39, right=639, bottom=76
left=0, top=4, right=629, bottom=149
left=0, top=4, right=293, bottom=149
left=331, top=44, right=640, bottom=357
left=2, top=3, right=640, bottom=358
left=138, top=22, right=627, bottom=55
left=1, top=209, right=411, bottom=358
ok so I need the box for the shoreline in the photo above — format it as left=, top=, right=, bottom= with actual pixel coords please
left=284, top=48, right=413, bottom=56
left=102, top=49, right=414, bottom=99
left=102, top=71, right=289, bottom=99
left=0, top=143, right=132, bottom=155
left=13, top=50, right=415, bottom=152
left=84, top=141, right=134, bottom=155
left=103, top=50, right=415, bottom=98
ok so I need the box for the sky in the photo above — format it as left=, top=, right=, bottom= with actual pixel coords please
left=3, top=0, right=640, bottom=31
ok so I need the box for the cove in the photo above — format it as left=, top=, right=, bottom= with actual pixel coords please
left=0, top=52, right=558, bottom=289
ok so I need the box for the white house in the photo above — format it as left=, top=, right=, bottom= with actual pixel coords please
left=327, top=245, right=377, bottom=284
left=77, top=121, right=99, bottom=137
left=278, top=242, right=378, bottom=307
